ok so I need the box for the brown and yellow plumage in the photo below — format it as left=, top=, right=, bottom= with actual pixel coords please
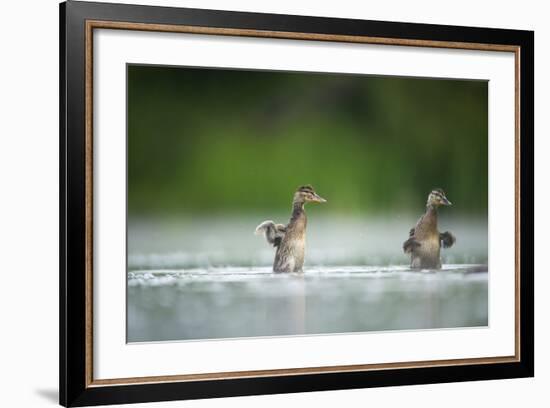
left=403, top=188, right=456, bottom=269
left=255, top=185, right=326, bottom=273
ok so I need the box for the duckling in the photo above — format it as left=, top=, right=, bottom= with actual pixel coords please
left=403, top=188, right=456, bottom=269
left=256, top=185, right=326, bottom=273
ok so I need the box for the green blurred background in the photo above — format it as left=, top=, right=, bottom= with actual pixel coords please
left=127, top=65, right=487, bottom=217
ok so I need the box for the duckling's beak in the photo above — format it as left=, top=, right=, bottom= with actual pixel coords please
left=313, top=193, right=327, bottom=203
left=442, top=197, right=452, bottom=206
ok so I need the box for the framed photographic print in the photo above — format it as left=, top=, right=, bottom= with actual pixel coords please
left=59, top=1, right=534, bottom=406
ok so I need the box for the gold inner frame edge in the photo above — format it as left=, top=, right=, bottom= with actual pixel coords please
left=84, top=19, right=522, bottom=388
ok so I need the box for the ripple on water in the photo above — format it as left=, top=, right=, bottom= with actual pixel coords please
left=127, top=264, right=488, bottom=287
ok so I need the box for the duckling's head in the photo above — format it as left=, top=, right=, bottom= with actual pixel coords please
left=426, top=188, right=452, bottom=208
left=294, top=185, right=327, bottom=205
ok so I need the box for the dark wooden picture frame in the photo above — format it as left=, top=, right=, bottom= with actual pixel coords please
left=60, top=1, right=534, bottom=406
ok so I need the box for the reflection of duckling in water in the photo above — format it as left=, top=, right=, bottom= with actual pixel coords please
left=403, top=188, right=456, bottom=269
left=256, top=185, right=326, bottom=273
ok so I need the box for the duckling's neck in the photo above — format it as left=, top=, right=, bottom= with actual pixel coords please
left=424, top=205, right=439, bottom=228
left=426, top=204, right=438, bottom=213
left=292, top=200, right=305, bottom=216
left=290, top=200, right=307, bottom=227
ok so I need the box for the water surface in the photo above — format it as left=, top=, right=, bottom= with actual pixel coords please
left=127, top=216, right=488, bottom=342
left=128, top=265, right=487, bottom=342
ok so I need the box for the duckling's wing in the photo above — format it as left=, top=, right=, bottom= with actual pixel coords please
left=403, top=236, right=420, bottom=253
left=403, top=227, right=420, bottom=253
left=440, top=231, right=456, bottom=248
left=255, top=221, right=287, bottom=248
left=271, top=224, right=287, bottom=247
